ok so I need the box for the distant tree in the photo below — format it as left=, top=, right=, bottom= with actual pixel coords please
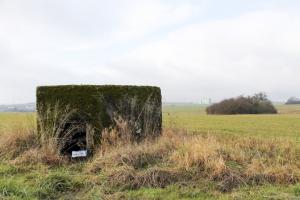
left=253, top=92, right=268, bottom=102
left=286, top=97, right=300, bottom=105
left=206, top=92, right=277, bottom=115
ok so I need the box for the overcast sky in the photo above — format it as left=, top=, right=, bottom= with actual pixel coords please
left=1, top=0, right=300, bottom=104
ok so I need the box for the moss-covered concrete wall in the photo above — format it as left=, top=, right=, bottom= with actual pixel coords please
left=36, top=85, right=162, bottom=155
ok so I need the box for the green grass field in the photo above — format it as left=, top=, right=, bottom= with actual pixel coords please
left=1, top=104, right=300, bottom=199
left=163, top=104, right=300, bottom=140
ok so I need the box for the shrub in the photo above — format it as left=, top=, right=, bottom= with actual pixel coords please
left=286, top=97, right=300, bottom=105
left=206, top=93, right=277, bottom=115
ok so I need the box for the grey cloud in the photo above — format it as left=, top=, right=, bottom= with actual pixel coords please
left=0, top=0, right=300, bottom=104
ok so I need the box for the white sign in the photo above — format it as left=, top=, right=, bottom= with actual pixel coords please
left=72, top=150, right=87, bottom=158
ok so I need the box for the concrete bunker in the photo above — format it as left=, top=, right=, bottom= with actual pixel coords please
left=36, top=85, right=162, bottom=158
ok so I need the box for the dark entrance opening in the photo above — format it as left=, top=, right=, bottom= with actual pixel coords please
left=59, top=114, right=88, bottom=157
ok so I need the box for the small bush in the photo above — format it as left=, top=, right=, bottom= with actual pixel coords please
left=286, top=97, right=300, bottom=105
left=206, top=93, right=277, bottom=115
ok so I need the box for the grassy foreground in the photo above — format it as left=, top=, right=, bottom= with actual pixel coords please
left=1, top=105, right=300, bottom=199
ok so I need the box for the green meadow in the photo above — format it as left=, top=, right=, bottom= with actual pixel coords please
left=1, top=104, right=300, bottom=199
left=163, top=104, right=300, bottom=140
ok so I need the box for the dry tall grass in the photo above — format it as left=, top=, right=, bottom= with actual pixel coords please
left=86, top=128, right=300, bottom=192
left=1, top=120, right=300, bottom=193
left=0, top=125, right=37, bottom=159
left=0, top=115, right=66, bottom=165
